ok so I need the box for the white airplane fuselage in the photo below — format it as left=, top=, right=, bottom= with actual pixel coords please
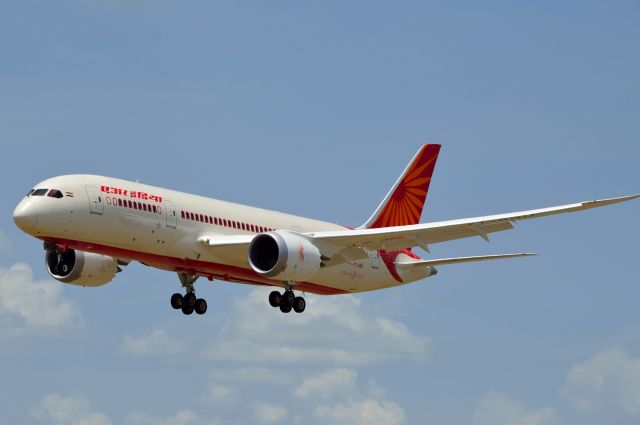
left=14, top=174, right=428, bottom=295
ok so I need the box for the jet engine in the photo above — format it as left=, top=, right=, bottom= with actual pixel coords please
left=45, top=249, right=118, bottom=287
left=248, top=231, right=324, bottom=281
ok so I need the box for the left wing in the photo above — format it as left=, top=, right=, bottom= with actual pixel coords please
left=307, top=194, right=640, bottom=255
left=198, top=194, right=638, bottom=264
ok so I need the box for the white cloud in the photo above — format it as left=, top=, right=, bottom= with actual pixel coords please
left=472, top=391, right=556, bottom=425
left=119, top=329, right=184, bottom=357
left=204, top=288, right=429, bottom=366
left=252, top=402, right=288, bottom=424
left=293, top=368, right=406, bottom=425
left=208, top=384, right=235, bottom=404
left=0, top=262, right=82, bottom=332
left=295, top=368, right=358, bottom=399
left=314, top=398, right=406, bottom=425
left=29, top=392, right=112, bottom=425
left=210, top=367, right=289, bottom=385
left=560, top=347, right=640, bottom=415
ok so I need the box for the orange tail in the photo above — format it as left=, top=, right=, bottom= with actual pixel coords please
left=361, top=144, right=441, bottom=229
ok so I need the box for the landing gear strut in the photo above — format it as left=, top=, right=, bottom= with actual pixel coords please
left=268, top=286, right=306, bottom=314
left=170, top=272, right=208, bottom=315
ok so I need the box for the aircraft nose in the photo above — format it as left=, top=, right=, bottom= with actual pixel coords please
left=13, top=199, right=38, bottom=232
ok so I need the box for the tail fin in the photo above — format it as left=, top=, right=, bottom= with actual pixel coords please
left=361, top=144, right=441, bottom=229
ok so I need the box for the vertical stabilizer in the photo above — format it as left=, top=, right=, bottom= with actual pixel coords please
left=360, top=144, right=441, bottom=229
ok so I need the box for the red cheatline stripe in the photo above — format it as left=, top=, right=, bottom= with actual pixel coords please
left=39, top=236, right=348, bottom=295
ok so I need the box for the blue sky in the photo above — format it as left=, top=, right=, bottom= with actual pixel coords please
left=1, top=1, right=639, bottom=424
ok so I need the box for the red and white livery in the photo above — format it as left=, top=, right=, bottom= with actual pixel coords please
left=13, top=145, right=639, bottom=315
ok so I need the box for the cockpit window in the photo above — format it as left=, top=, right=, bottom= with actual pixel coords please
left=26, top=189, right=35, bottom=197
left=47, top=189, right=64, bottom=198
left=32, top=189, right=48, bottom=196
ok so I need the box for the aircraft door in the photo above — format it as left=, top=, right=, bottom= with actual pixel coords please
left=165, top=200, right=177, bottom=228
left=86, top=186, right=104, bottom=215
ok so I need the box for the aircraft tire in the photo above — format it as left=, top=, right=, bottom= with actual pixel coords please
left=268, top=291, right=281, bottom=308
left=281, top=291, right=295, bottom=307
left=181, top=304, right=194, bottom=315
left=184, top=292, right=197, bottom=308
left=194, top=298, right=207, bottom=315
left=170, top=293, right=183, bottom=309
left=279, top=302, right=292, bottom=313
left=293, top=297, right=306, bottom=313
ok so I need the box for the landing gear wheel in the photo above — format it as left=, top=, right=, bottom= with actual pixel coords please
left=170, top=293, right=183, bottom=309
left=279, top=302, right=292, bottom=313
left=268, top=291, right=282, bottom=308
left=282, top=291, right=295, bottom=307
left=194, top=298, right=207, bottom=315
left=293, top=296, right=306, bottom=313
left=181, top=304, right=194, bottom=315
left=183, top=292, right=197, bottom=308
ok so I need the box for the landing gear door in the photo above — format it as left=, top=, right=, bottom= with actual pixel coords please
left=86, top=186, right=104, bottom=215
left=165, top=200, right=177, bottom=228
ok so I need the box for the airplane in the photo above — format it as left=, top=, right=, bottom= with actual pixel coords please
left=12, top=144, right=638, bottom=316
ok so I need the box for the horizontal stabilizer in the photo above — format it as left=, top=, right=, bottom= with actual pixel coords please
left=396, top=253, right=536, bottom=268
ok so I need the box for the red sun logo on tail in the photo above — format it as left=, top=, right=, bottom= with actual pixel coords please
left=369, top=144, right=441, bottom=228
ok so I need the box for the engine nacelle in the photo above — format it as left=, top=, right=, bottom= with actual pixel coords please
left=45, top=249, right=118, bottom=287
left=248, top=231, right=323, bottom=281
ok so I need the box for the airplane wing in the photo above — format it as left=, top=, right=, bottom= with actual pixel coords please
left=198, top=194, right=638, bottom=264
left=307, top=194, right=640, bottom=255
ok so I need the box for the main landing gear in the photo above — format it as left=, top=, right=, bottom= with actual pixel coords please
left=170, top=272, right=207, bottom=315
left=268, top=287, right=306, bottom=314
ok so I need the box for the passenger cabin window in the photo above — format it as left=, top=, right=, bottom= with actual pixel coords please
left=47, top=189, right=64, bottom=198
left=32, top=189, right=48, bottom=196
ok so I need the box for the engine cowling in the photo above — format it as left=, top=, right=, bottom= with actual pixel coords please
left=45, top=249, right=118, bottom=287
left=248, top=231, right=323, bottom=281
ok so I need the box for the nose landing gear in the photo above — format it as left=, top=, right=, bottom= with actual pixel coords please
left=170, top=272, right=208, bottom=315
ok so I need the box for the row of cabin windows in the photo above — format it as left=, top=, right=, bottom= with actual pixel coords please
left=108, top=196, right=162, bottom=215
left=181, top=210, right=274, bottom=233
